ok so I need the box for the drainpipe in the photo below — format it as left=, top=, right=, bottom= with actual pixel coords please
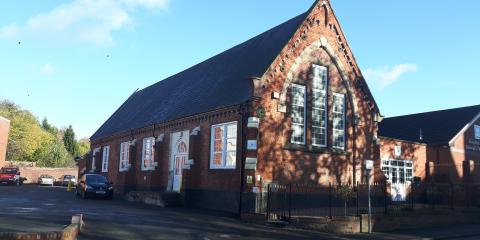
left=238, top=102, right=249, bottom=217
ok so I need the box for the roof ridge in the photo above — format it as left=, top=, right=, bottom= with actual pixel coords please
left=385, top=104, right=480, bottom=119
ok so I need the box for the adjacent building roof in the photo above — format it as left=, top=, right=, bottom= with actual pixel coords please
left=379, top=105, right=480, bottom=144
left=91, top=12, right=308, bottom=140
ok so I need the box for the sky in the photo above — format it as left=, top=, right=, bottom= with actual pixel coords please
left=0, top=0, right=479, bottom=139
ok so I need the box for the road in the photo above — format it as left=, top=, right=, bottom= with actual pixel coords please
left=0, top=185, right=479, bottom=239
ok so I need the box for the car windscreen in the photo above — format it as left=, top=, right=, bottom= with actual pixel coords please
left=86, top=175, right=108, bottom=184
left=40, top=175, right=52, bottom=178
left=1, top=169, right=17, bottom=174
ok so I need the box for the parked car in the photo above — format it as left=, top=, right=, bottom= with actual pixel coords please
left=38, top=174, right=55, bottom=186
left=59, top=175, right=76, bottom=186
left=0, top=167, right=25, bottom=185
left=76, top=174, right=113, bottom=199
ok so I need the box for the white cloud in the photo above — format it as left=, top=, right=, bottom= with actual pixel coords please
left=0, top=0, right=170, bottom=45
left=121, top=0, right=170, bottom=9
left=363, top=63, right=418, bottom=89
left=41, top=63, right=55, bottom=75
left=0, top=25, right=19, bottom=37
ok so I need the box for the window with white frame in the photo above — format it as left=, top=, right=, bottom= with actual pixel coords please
left=312, top=65, right=328, bottom=147
left=91, top=154, right=95, bottom=171
left=91, top=147, right=100, bottom=171
left=101, top=146, right=110, bottom=172
left=291, top=84, right=306, bottom=144
left=381, top=159, right=413, bottom=184
left=475, top=125, right=480, bottom=140
left=332, top=93, right=345, bottom=149
left=210, top=122, right=237, bottom=169
left=119, top=141, right=130, bottom=172
left=141, top=137, right=155, bottom=171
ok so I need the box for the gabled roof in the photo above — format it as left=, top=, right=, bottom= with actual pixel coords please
left=91, top=12, right=308, bottom=140
left=379, top=105, right=480, bottom=145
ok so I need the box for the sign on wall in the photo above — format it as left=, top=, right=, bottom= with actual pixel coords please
left=465, top=125, right=480, bottom=152
left=394, top=145, right=402, bottom=158
left=466, top=139, right=480, bottom=152
left=247, top=140, right=257, bottom=150
left=475, top=125, right=480, bottom=140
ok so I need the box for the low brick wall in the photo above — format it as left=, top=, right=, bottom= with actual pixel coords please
left=362, top=208, right=480, bottom=232
left=244, top=208, right=480, bottom=234
left=19, top=167, right=78, bottom=184
left=0, top=214, right=83, bottom=240
left=126, top=191, right=167, bottom=207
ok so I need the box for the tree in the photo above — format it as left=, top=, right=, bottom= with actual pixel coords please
left=0, top=99, right=53, bottom=163
left=62, top=125, right=78, bottom=156
left=77, top=138, right=90, bottom=157
left=33, top=138, right=72, bottom=167
left=41, top=117, right=58, bottom=136
left=336, top=185, right=355, bottom=217
left=1, top=99, right=77, bottom=167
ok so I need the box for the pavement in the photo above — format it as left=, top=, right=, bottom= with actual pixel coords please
left=0, top=185, right=480, bottom=239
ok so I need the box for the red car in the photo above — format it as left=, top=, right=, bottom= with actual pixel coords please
left=0, top=167, right=25, bottom=185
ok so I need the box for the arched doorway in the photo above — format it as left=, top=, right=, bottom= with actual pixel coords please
left=170, top=130, right=189, bottom=192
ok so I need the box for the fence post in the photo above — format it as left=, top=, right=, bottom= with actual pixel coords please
left=410, top=183, right=414, bottom=210
left=356, top=182, right=359, bottom=216
left=329, top=182, right=332, bottom=219
left=259, top=179, right=263, bottom=214
left=450, top=183, right=454, bottom=210
left=288, top=183, right=292, bottom=223
left=384, top=179, right=388, bottom=214
left=266, top=184, right=271, bottom=221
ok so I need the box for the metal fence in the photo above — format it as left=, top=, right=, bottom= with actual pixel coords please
left=255, top=181, right=480, bottom=222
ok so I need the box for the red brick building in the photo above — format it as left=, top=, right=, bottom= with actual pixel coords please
left=378, top=105, right=480, bottom=201
left=86, top=0, right=381, bottom=213
left=0, top=116, right=10, bottom=168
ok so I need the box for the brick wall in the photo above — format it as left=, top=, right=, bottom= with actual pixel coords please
left=19, top=167, right=78, bottom=184
left=90, top=106, right=245, bottom=213
left=0, top=116, right=10, bottom=168
left=379, top=137, right=427, bottom=182
left=87, top=1, right=381, bottom=213
left=252, top=1, right=379, bottom=187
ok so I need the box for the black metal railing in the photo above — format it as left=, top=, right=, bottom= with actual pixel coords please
left=258, top=181, right=480, bottom=221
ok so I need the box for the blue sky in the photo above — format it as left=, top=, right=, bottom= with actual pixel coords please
left=0, top=0, right=479, bottom=139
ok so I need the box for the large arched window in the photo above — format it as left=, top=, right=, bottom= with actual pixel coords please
left=289, top=64, right=346, bottom=150
left=312, top=65, right=328, bottom=147
left=291, top=84, right=306, bottom=144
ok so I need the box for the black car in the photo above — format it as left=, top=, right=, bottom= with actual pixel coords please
left=76, top=174, right=113, bottom=199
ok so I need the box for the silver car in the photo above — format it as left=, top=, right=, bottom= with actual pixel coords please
left=60, top=175, right=77, bottom=186
left=38, top=174, right=54, bottom=186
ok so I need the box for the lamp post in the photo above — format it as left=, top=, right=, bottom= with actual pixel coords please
left=365, top=159, right=374, bottom=233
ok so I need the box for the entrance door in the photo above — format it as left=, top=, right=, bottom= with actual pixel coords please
left=170, top=131, right=189, bottom=192
left=172, top=153, right=187, bottom=192
left=381, top=160, right=413, bottom=202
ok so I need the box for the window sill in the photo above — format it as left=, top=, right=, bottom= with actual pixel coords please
left=209, top=167, right=237, bottom=170
left=140, top=168, right=155, bottom=172
left=283, top=143, right=350, bottom=156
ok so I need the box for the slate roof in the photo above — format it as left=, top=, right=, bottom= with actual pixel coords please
left=91, top=12, right=308, bottom=140
left=379, top=105, right=480, bottom=144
